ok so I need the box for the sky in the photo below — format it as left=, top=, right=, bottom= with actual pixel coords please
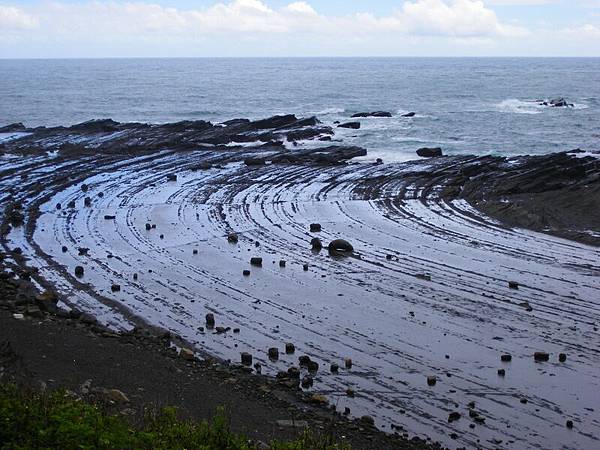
left=1, top=0, right=599, bottom=57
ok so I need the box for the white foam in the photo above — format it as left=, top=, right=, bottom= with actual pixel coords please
left=312, top=107, right=345, bottom=115
left=0, top=132, right=32, bottom=143
left=496, top=99, right=543, bottom=115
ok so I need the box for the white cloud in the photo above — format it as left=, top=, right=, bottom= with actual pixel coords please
left=0, top=0, right=522, bottom=38
left=0, top=5, right=38, bottom=30
left=0, top=0, right=597, bottom=56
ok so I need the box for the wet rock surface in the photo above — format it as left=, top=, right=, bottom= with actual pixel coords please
left=1, top=115, right=599, bottom=450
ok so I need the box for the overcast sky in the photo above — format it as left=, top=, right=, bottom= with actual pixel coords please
left=1, top=0, right=599, bottom=57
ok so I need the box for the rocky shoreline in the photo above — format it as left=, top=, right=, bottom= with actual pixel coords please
left=1, top=115, right=599, bottom=449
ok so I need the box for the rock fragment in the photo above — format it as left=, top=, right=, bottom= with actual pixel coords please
left=268, top=347, right=279, bottom=360
left=205, top=313, right=215, bottom=327
left=310, top=223, right=322, bottom=232
left=416, top=147, right=443, bottom=158
left=338, top=122, right=361, bottom=129
left=241, top=352, right=253, bottom=366
left=328, top=239, right=354, bottom=255
left=250, top=257, right=263, bottom=267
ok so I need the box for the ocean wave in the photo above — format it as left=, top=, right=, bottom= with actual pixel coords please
left=496, top=99, right=544, bottom=115
left=313, top=107, right=345, bottom=115
left=496, top=98, right=589, bottom=114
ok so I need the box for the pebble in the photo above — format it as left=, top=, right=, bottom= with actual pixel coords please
left=427, top=376, right=437, bottom=386
left=285, top=343, right=295, bottom=354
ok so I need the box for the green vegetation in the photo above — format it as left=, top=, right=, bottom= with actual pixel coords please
left=0, top=384, right=349, bottom=450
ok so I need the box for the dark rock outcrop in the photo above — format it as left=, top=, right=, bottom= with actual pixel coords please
left=338, top=122, right=361, bottom=130
left=417, top=147, right=443, bottom=158
left=351, top=112, right=392, bottom=118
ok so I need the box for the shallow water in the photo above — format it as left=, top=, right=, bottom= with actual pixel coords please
left=1, top=57, right=599, bottom=162
left=2, top=146, right=599, bottom=449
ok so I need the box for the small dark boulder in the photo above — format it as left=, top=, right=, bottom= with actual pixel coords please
left=268, top=347, right=279, bottom=360
left=166, top=174, right=177, bottom=182
left=250, top=257, right=263, bottom=267
left=241, top=352, right=253, bottom=366
left=311, top=238, right=323, bottom=251
left=351, top=112, right=392, bottom=118
left=74, top=266, right=84, bottom=277
left=309, top=223, right=322, bottom=232
left=338, top=122, right=361, bottom=130
left=416, top=147, right=443, bottom=158
left=328, top=239, right=354, bottom=255
left=205, top=313, right=215, bottom=327
left=402, top=112, right=416, bottom=117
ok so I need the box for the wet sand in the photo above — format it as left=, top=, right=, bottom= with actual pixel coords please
left=1, top=117, right=599, bottom=449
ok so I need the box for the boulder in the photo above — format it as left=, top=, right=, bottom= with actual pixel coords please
left=427, top=376, right=437, bottom=386
left=328, top=239, right=354, bottom=255
left=241, top=352, right=253, bottom=366
left=534, top=351, right=550, bottom=362
left=338, top=122, right=361, bottom=130
left=107, top=389, right=130, bottom=403
left=268, top=347, right=279, bottom=360
left=180, top=348, right=195, bottom=361
left=74, top=266, right=84, bottom=277
left=250, top=257, right=263, bottom=267
left=309, top=223, right=322, bottom=232
left=285, top=343, right=295, bottom=354
left=311, top=238, right=323, bottom=250
left=227, top=233, right=239, bottom=243
left=402, top=112, right=416, bottom=117
left=166, top=174, right=177, bottom=182
left=448, top=412, right=461, bottom=423
left=301, top=376, right=314, bottom=388
left=416, top=147, right=443, bottom=158
left=205, top=313, right=215, bottom=327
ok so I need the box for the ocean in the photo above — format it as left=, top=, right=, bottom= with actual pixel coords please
left=1, top=57, right=598, bottom=161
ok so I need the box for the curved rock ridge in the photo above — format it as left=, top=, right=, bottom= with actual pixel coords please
left=0, top=118, right=599, bottom=450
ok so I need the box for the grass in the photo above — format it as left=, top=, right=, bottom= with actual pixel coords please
left=0, top=384, right=350, bottom=450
